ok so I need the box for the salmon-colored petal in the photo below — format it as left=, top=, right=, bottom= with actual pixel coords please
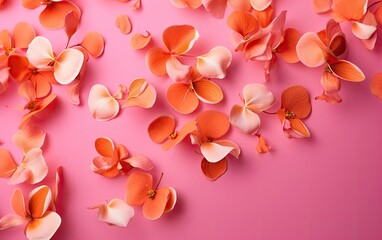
left=66, top=79, right=81, bottom=105
left=201, top=157, right=227, bottom=180
left=202, top=0, right=228, bottom=19
left=28, top=185, right=52, bottom=218
left=0, top=214, right=28, bottom=230
left=148, top=115, right=176, bottom=143
left=123, top=154, right=154, bottom=171
left=0, top=149, right=17, bottom=178
left=13, top=22, right=36, bottom=49
left=18, top=80, right=36, bottom=101
left=329, top=32, right=347, bottom=57
left=20, top=148, right=48, bottom=184
left=196, top=46, right=232, bottom=79
left=166, top=56, right=192, bottom=82
left=21, top=0, right=41, bottom=9
left=329, top=60, right=365, bottom=82
left=256, top=135, right=271, bottom=153
left=196, top=110, right=230, bottom=139
left=228, top=0, right=251, bottom=11
left=164, top=187, right=177, bottom=212
left=26, top=211, right=61, bottom=240
left=39, top=0, right=81, bottom=29
left=94, top=199, right=134, bottom=227
left=8, top=55, right=31, bottom=83
left=142, top=188, right=170, bottom=220
left=315, top=91, right=342, bottom=103
left=201, top=142, right=234, bottom=163
left=170, top=0, right=202, bottom=9
left=123, top=84, right=156, bottom=108
left=331, top=0, right=367, bottom=21
left=313, top=0, right=332, bottom=13
left=229, top=105, right=261, bottom=135
left=276, top=28, right=301, bottom=64
left=88, top=84, right=120, bottom=121
left=321, top=71, right=341, bottom=93
left=65, top=11, right=80, bottom=42
left=371, top=73, right=382, bottom=100
left=19, top=94, right=57, bottom=129
left=0, top=29, right=11, bottom=51
left=81, top=32, right=105, bottom=58
left=125, top=171, right=152, bottom=206
left=296, top=32, right=327, bottom=67
left=129, top=0, right=141, bottom=10
left=351, top=20, right=377, bottom=40
left=376, top=3, right=382, bottom=25
left=290, top=118, right=311, bottom=138
left=91, top=156, right=119, bottom=178
left=162, top=120, right=197, bottom=151
left=13, top=126, right=45, bottom=154
left=214, top=139, right=241, bottom=158
left=242, top=83, right=275, bottom=112
left=95, top=137, right=114, bottom=157
left=250, top=0, right=272, bottom=11
left=26, top=36, right=55, bottom=68
left=7, top=167, right=32, bottom=185
left=0, top=67, right=9, bottom=94
left=244, top=33, right=272, bottom=61
left=252, top=5, right=274, bottom=28
left=146, top=47, right=172, bottom=76
left=116, top=14, right=132, bottom=35
left=11, top=188, right=26, bottom=217
left=127, top=78, right=147, bottom=98
left=130, top=32, right=152, bottom=50
left=163, top=25, right=199, bottom=54
left=281, top=85, right=312, bottom=119
left=193, top=79, right=223, bottom=104
left=167, top=82, right=199, bottom=114
left=227, top=10, right=259, bottom=39
left=54, top=48, right=84, bottom=85
left=52, top=167, right=62, bottom=205
left=112, top=84, right=127, bottom=100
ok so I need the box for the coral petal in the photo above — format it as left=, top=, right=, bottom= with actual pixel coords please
left=351, top=20, right=377, bottom=40
left=130, top=32, right=152, bottom=50
left=313, top=0, right=332, bottom=13
left=142, top=188, right=170, bottom=220
left=28, top=186, right=52, bottom=218
left=81, top=32, right=105, bottom=58
left=13, top=126, right=46, bottom=154
left=162, top=120, right=197, bottom=151
left=201, top=142, right=234, bottom=163
left=331, top=0, right=367, bottom=21
left=95, top=137, right=114, bottom=157
left=146, top=47, right=171, bottom=76
left=123, top=154, right=154, bottom=171
left=281, top=86, right=312, bottom=119
left=125, top=171, right=152, bottom=206
left=202, top=0, right=228, bottom=19
left=0, top=149, right=17, bottom=178
left=201, top=158, right=227, bottom=180
left=167, top=82, right=199, bottom=114
left=116, top=14, right=132, bottom=35
left=330, top=60, right=365, bottom=82
left=290, top=118, right=311, bottom=138
left=26, top=212, right=61, bottom=240
left=0, top=214, right=27, bottom=230
left=277, top=28, right=301, bottom=64
left=193, top=79, right=223, bottom=104
left=163, top=25, right=199, bottom=54
left=170, top=0, right=202, bottom=9
left=13, top=22, right=36, bottom=49
left=196, top=110, right=230, bottom=139
left=39, top=0, right=81, bottom=29
left=22, top=0, right=41, bottom=9
left=166, top=56, right=192, bottom=82
left=148, top=115, right=176, bottom=143
left=296, top=32, right=327, bottom=67
left=370, top=73, right=382, bottom=100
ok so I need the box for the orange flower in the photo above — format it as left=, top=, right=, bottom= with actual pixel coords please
left=22, top=0, right=81, bottom=29
left=277, top=86, right=312, bottom=138
left=191, top=110, right=240, bottom=180
left=125, top=171, right=176, bottom=220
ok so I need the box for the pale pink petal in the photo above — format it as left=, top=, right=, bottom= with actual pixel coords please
left=0, top=67, right=9, bottom=94
left=90, top=199, right=134, bottom=227
left=196, top=46, right=232, bottom=79
left=123, top=154, right=154, bottom=171
left=88, top=84, right=120, bottom=121
left=54, top=48, right=84, bottom=85
left=7, top=167, right=32, bottom=185
left=166, top=56, right=192, bottom=82
left=170, top=0, right=202, bottom=9
left=26, top=36, right=55, bottom=68
left=0, top=214, right=28, bottom=230
left=213, top=139, right=241, bottom=159
left=229, top=105, right=261, bottom=135
left=201, top=142, right=235, bottom=163
left=250, top=0, right=272, bottom=11
left=21, top=148, right=48, bottom=184
left=66, top=79, right=81, bottom=105
left=313, top=0, right=332, bottom=13
left=242, top=83, right=275, bottom=112
left=244, top=33, right=272, bottom=61
left=12, top=126, right=46, bottom=154
left=296, top=32, right=328, bottom=67
left=164, top=187, right=177, bottom=212
left=351, top=21, right=377, bottom=40
left=202, top=0, right=228, bottom=19
left=361, top=32, right=377, bottom=50
left=26, top=212, right=61, bottom=240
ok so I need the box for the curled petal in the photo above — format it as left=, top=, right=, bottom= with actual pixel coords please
left=321, top=71, right=341, bottom=93
left=89, top=199, right=134, bottom=227
left=0, top=214, right=28, bottom=230
left=351, top=20, right=377, bottom=40
left=242, top=83, right=275, bottom=112
left=250, top=0, right=272, bottom=11
left=88, top=84, right=120, bottom=121
left=201, top=142, right=234, bottom=163
left=26, top=211, right=61, bottom=240
left=7, top=166, right=32, bottom=185
left=256, top=135, right=271, bottom=153
left=13, top=126, right=46, bottom=154
left=370, top=73, right=382, bottom=100
left=28, top=186, right=52, bottom=218
left=39, top=0, right=81, bottom=29
left=13, top=22, right=36, bottom=49
left=315, top=91, right=342, bottom=103
left=26, top=36, right=55, bottom=68
left=95, top=137, right=114, bottom=157
left=313, top=0, right=332, bottom=13
left=227, top=0, right=251, bottom=11
left=66, top=79, right=81, bottom=105
left=142, top=188, right=171, bottom=220
left=201, top=158, right=227, bottom=180
left=376, top=3, right=382, bottom=25
left=329, top=60, right=365, bottom=82
left=91, top=156, right=119, bottom=178
left=202, top=0, right=228, bottom=19
left=296, top=32, right=327, bottom=67
left=227, top=10, right=259, bottom=49
left=170, top=0, right=202, bottom=9
left=0, top=149, right=17, bottom=178
left=276, top=28, right=301, bottom=64
left=145, top=47, right=171, bottom=76
left=290, top=118, right=311, bottom=138
left=163, top=25, right=199, bottom=54
left=54, top=48, right=84, bottom=85
left=196, top=46, right=232, bottom=79
left=20, top=148, right=48, bottom=184
left=130, top=32, right=152, bottom=50
left=166, top=56, right=192, bottom=82
left=123, top=154, right=154, bottom=171
left=81, top=32, right=105, bottom=58
left=229, top=105, right=261, bottom=135
left=164, top=187, right=177, bottom=212
left=116, top=14, right=132, bottom=35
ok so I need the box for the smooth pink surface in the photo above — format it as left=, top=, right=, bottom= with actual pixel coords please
left=1, top=1, right=382, bottom=239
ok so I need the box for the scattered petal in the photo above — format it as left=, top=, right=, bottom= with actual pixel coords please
left=116, top=14, right=132, bottom=35
left=81, top=32, right=105, bottom=58
left=89, top=199, right=134, bottom=227
left=88, top=84, right=120, bottom=121
left=370, top=73, right=382, bottom=100
left=196, top=46, right=232, bottom=79
left=130, top=32, right=152, bottom=50
left=201, top=158, right=227, bottom=180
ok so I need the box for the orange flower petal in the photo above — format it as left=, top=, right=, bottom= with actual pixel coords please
left=166, top=56, right=192, bottom=82
left=201, top=141, right=234, bottom=163
left=95, top=137, right=114, bottom=157
left=162, top=25, right=199, bottom=54
left=196, top=46, right=232, bottom=79
left=39, top=0, right=81, bottom=29
left=125, top=171, right=152, bottom=206
left=376, top=3, right=382, bottom=25
left=296, top=32, right=327, bottom=67
left=227, top=10, right=259, bottom=39
left=162, top=120, right=197, bottom=151
left=290, top=118, right=311, bottom=138
left=170, top=0, right=202, bottom=9
left=313, top=0, right=332, bottom=13
left=25, top=211, right=61, bottom=240
left=145, top=47, right=171, bottom=76
left=13, top=22, right=36, bottom=49
left=12, top=126, right=45, bottom=154
left=142, top=188, right=170, bottom=220
left=281, top=85, right=312, bottom=119
left=116, top=14, right=132, bottom=35
left=0, top=149, right=17, bottom=178
left=227, top=0, right=251, bottom=11
left=193, top=79, right=223, bottom=104
left=81, top=32, right=105, bottom=58
left=256, top=135, right=271, bottom=153
left=18, top=80, right=36, bottom=101
left=167, top=82, right=199, bottom=114
left=196, top=110, right=230, bottom=139
left=201, top=157, right=227, bottom=180
left=276, top=28, right=301, bottom=64
left=351, top=20, right=377, bottom=40
left=329, top=60, right=365, bottom=82
left=65, top=11, right=80, bottom=42
left=331, top=0, right=367, bottom=22
left=123, top=79, right=157, bottom=108
left=88, top=84, right=120, bottom=121
left=203, top=0, right=228, bottom=19
left=91, top=156, right=119, bottom=178
left=22, top=0, right=41, bottom=9
left=329, top=33, right=347, bottom=57
left=11, top=189, right=26, bottom=217
left=148, top=115, right=176, bottom=143
left=130, top=32, right=152, bottom=50
left=123, top=154, right=154, bottom=171
left=28, top=186, right=51, bottom=218
left=321, top=71, right=341, bottom=94
left=252, top=5, right=274, bottom=28
left=164, top=187, right=177, bottom=212
left=370, top=73, right=382, bottom=100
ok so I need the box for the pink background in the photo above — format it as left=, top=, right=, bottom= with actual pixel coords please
left=1, top=0, right=382, bottom=239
